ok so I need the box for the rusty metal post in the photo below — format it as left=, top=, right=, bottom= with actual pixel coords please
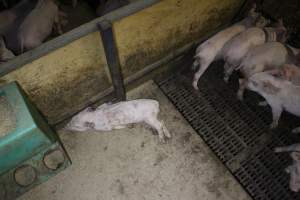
left=98, top=20, right=126, bottom=101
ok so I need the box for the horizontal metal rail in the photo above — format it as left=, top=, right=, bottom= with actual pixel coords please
left=0, top=0, right=160, bottom=77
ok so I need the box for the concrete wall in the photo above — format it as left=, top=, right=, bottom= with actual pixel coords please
left=0, top=0, right=243, bottom=124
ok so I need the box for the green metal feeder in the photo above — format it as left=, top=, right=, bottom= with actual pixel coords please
left=0, top=82, right=71, bottom=200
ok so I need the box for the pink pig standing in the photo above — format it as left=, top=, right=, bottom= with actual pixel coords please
left=192, top=5, right=269, bottom=90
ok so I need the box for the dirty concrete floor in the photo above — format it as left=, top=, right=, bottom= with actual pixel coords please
left=19, top=81, right=251, bottom=200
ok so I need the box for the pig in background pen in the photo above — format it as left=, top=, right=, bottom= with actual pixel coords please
left=0, top=0, right=130, bottom=63
left=0, top=0, right=68, bottom=60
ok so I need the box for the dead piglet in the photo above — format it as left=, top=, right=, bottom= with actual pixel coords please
left=275, top=144, right=300, bottom=192
left=0, top=37, right=15, bottom=63
left=18, top=0, right=66, bottom=53
left=237, top=42, right=300, bottom=100
left=96, top=0, right=129, bottom=17
left=192, top=4, right=269, bottom=90
left=222, top=19, right=287, bottom=82
left=246, top=71, right=300, bottom=129
left=65, top=99, right=171, bottom=143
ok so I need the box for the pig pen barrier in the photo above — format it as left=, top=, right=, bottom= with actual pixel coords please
left=158, top=62, right=300, bottom=200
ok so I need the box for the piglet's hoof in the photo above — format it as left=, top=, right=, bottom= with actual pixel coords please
left=237, top=93, right=243, bottom=101
left=258, top=101, right=268, bottom=107
left=269, top=122, right=278, bottom=129
left=158, top=137, right=166, bottom=144
left=223, top=76, right=229, bottom=83
left=192, top=82, right=199, bottom=90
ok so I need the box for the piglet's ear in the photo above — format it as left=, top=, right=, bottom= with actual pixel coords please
left=248, top=3, right=257, bottom=16
left=262, top=81, right=280, bottom=94
left=85, top=107, right=94, bottom=112
left=268, top=69, right=282, bottom=78
left=282, top=65, right=294, bottom=81
left=84, top=122, right=95, bottom=129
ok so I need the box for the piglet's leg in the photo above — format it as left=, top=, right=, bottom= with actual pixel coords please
left=193, top=58, right=213, bottom=90
left=237, top=79, right=246, bottom=101
left=145, top=118, right=166, bottom=143
left=275, top=144, right=300, bottom=153
left=258, top=101, right=268, bottom=107
left=223, top=62, right=235, bottom=83
left=269, top=104, right=283, bottom=129
left=161, top=121, right=171, bottom=138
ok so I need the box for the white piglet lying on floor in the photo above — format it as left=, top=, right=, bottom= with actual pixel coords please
left=65, top=99, right=171, bottom=142
left=246, top=71, right=300, bottom=130
left=275, top=144, right=300, bottom=192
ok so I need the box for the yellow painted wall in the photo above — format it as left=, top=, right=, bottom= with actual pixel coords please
left=114, top=0, right=242, bottom=77
left=1, top=0, right=243, bottom=123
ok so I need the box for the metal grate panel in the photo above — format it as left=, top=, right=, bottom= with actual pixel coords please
left=158, top=66, right=300, bottom=200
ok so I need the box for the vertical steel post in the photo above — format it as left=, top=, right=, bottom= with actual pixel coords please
left=98, top=20, right=126, bottom=101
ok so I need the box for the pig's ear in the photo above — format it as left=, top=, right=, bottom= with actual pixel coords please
left=248, top=3, right=257, bottom=16
left=251, top=3, right=257, bottom=11
left=282, top=66, right=294, bottom=81
left=84, top=122, right=95, bottom=129
left=262, top=81, right=280, bottom=94
left=84, top=107, right=94, bottom=112
left=268, top=69, right=284, bottom=78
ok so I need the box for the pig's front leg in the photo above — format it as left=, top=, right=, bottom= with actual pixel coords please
left=269, top=103, right=283, bottom=129
left=223, top=62, right=235, bottom=83
left=191, top=57, right=200, bottom=71
left=258, top=101, right=268, bottom=107
left=237, top=79, right=247, bottom=101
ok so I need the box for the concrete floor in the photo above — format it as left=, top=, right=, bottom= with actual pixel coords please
left=19, top=81, right=251, bottom=200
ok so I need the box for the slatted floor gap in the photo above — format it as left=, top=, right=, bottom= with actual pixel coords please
left=157, top=63, right=300, bottom=200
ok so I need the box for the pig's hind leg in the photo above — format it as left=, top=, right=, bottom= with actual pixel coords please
left=269, top=103, right=283, bottom=129
left=237, top=79, right=247, bottom=101
left=144, top=117, right=169, bottom=143
left=193, top=56, right=214, bottom=90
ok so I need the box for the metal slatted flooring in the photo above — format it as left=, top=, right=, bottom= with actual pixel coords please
left=158, top=64, right=300, bottom=200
